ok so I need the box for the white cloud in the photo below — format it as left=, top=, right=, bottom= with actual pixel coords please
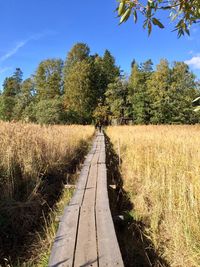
left=185, top=56, right=200, bottom=69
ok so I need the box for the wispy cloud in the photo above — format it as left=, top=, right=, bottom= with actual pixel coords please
left=185, top=56, right=200, bottom=69
left=0, top=41, right=27, bottom=62
left=0, top=31, right=57, bottom=63
left=0, top=66, right=12, bottom=74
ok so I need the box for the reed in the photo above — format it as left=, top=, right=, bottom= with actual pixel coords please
left=107, top=125, right=200, bottom=267
left=0, top=121, right=94, bottom=264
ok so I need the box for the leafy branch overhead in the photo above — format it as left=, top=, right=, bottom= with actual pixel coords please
left=117, top=0, right=200, bottom=36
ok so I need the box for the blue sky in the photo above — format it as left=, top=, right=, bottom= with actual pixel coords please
left=0, top=0, right=200, bottom=89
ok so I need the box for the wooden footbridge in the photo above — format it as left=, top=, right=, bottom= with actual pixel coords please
left=49, top=133, right=124, bottom=267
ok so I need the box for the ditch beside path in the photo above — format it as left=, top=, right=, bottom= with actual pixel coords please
left=48, top=132, right=124, bottom=267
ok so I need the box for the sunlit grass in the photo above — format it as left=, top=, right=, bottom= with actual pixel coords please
left=0, top=121, right=94, bottom=202
left=106, top=125, right=200, bottom=267
left=0, top=121, right=94, bottom=266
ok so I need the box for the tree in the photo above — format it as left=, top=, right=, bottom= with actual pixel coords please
left=145, top=60, right=199, bottom=124
left=92, top=103, right=109, bottom=125
left=0, top=94, right=15, bottom=121
left=0, top=69, right=23, bottom=121
left=102, top=50, right=120, bottom=86
left=34, top=59, right=63, bottom=100
left=140, top=59, right=153, bottom=74
left=64, top=60, right=96, bottom=123
left=3, top=68, right=23, bottom=97
left=129, top=62, right=152, bottom=124
left=169, top=62, right=199, bottom=123
left=13, top=68, right=23, bottom=95
left=13, top=78, right=35, bottom=121
left=117, top=0, right=200, bottom=36
left=64, top=43, right=90, bottom=78
left=90, top=51, right=120, bottom=104
left=34, top=97, right=65, bottom=124
left=147, top=59, right=172, bottom=123
left=90, top=55, right=107, bottom=102
left=105, top=78, right=130, bottom=122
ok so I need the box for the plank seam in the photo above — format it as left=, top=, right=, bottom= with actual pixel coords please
left=80, top=137, right=97, bottom=207
left=72, top=206, right=81, bottom=267
left=94, top=138, right=102, bottom=267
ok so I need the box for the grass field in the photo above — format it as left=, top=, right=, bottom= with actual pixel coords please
left=0, top=121, right=94, bottom=265
left=106, top=125, right=200, bottom=267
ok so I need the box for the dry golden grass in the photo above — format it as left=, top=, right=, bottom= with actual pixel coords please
left=0, top=121, right=94, bottom=264
left=106, top=125, right=200, bottom=267
left=0, top=121, right=94, bottom=202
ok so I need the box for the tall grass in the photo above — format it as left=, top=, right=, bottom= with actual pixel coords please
left=0, top=122, right=94, bottom=202
left=0, top=121, right=94, bottom=264
left=106, top=125, right=200, bottom=267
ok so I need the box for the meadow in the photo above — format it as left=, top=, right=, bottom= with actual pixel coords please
left=0, top=121, right=94, bottom=264
left=106, top=125, right=200, bottom=267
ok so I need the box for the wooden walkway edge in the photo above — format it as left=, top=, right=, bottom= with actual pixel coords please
left=48, top=132, right=124, bottom=267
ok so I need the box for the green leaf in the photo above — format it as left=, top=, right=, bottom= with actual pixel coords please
left=148, top=21, right=152, bottom=35
left=118, top=1, right=126, bottom=16
left=119, top=8, right=131, bottom=24
left=152, top=18, right=164, bottom=28
left=133, top=10, right=137, bottom=23
left=185, top=27, right=190, bottom=36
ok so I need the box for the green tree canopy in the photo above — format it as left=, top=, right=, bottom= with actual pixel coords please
left=128, top=61, right=151, bottom=124
left=13, top=78, right=35, bottom=121
left=34, top=59, right=63, bottom=100
left=105, top=78, right=130, bottom=120
left=64, top=60, right=96, bottom=123
left=0, top=68, right=23, bottom=121
left=34, top=97, right=65, bottom=124
left=64, top=43, right=90, bottom=77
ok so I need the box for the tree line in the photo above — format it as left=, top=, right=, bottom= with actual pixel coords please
left=0, top=42, right=199, bottom=125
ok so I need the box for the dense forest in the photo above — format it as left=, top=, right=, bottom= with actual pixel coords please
left=0, top=42, right=199, bottom=125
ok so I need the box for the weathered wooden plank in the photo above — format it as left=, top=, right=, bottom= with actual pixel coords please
left=49, top=133, right=124, bottom=267
left=69, top=164, right=90, bottom=206
left=48, top=135, right=98, bottom=267
left=98, top=145, right=106, bottom=164
left=84, top=141, right=97, bottom=166
left=96, top=163, right=124, bottom=267
left=98, top=137, right=106, bottom=164
left=96, top=164, right=108, bottom=208
left=74, top=207, right=98, bottom=267
left=48, top=205, right=80, bottom=267
left=82, top=163, right=97, bottom=208
left=73, top=137, right=100, bottom=266
left=70, top=136, right=99, bottom=206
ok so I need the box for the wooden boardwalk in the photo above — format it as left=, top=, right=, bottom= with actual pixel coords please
left=48, top=133, right=124, bottom=267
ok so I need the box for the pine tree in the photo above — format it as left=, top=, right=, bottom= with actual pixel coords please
left=102, top=50, right=120, bottom=86
left=13, top=68, right=23, bottom=95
